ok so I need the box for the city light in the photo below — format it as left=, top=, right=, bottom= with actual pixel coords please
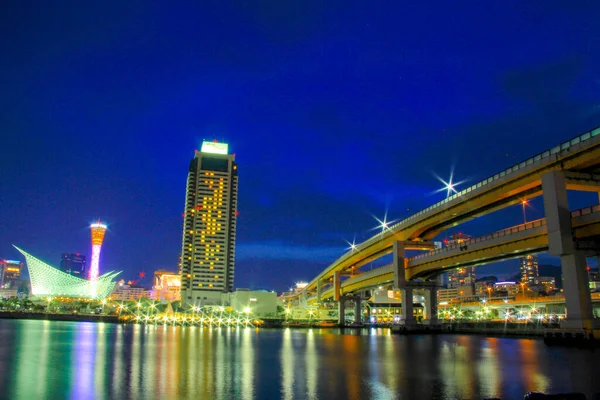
left=89, top=221, right=108, bottom=283
left=434, top=171, right=465, bottom=198
left=345, top=239, right=357, bottom=252
left=372, top=213, right=395, bottom=235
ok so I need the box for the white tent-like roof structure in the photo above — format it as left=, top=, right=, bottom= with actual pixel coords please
left=14, top=246, right=120, bottom=299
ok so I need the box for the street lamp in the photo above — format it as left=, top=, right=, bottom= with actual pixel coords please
left=521, top=200, right=528, bottom=224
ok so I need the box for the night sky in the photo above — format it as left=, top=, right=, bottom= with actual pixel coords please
left=1, top=2, right=600, bottom=291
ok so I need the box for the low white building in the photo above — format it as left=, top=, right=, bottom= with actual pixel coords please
left=222, top=289, right=280, bottom=318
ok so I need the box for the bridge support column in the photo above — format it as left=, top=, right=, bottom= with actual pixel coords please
left=542, top=170, right=596, bottom=330
left=401, top=287, right=415, bottom=325
left=338, top=297, right=346, bottom=326
left=393, top=241, right=407, bottom=288
left=333, top=271, right=341, bottom=301
left=354, top=298, right=362, bottom=324
left=423, top=286, right=439, bottom=325
left=317, top=279, right=323, bottom=304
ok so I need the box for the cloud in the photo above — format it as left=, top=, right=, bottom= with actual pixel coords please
left=236, top=240, right=344, bottom=262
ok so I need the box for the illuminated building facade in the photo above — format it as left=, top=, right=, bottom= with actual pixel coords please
left=520, top=254, right=539, bottom=284
left=111, top=283, right=147, bottom=301
left=444, top=233, right=476, bottom=289
left=14, top=246, right=119, bottom=299
left=447, top=268, right=476, bottom=289
left=152, top=269, right=181, bottom=301
left=180, top=141, right=238, bottom=305
left=1, top=259, right=23, bottom=289
left=60, top=253, right=87, bottom=278
left=89, top=222, right=107, bottom=281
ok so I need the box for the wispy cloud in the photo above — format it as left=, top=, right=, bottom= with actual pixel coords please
left=236, top=240, right=344, bottom=262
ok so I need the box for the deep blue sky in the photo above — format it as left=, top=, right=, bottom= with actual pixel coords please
left=1, top=2, right=600, bottom=291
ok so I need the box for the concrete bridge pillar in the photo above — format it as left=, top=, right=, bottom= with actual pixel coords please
left=317, top=279, right=323, bottom=304
left=354, top=298, right=362, bottom=324
left=393, top=241, right=407, bottom=288
left=401, top=287, right=415, bottom=325
left=542, top=170, right=595, bottom=330
left=333, top=271, right=341, bottom=301
left=423, top=286, right=439, bottom=325
left=338, top=297, right=346, bottom=325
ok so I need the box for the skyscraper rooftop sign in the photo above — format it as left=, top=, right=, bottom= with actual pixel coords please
left=201, top=141, right=228, bottom=155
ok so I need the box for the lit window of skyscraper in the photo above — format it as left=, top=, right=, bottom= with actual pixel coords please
left=180, top=141, right=238, bottom=306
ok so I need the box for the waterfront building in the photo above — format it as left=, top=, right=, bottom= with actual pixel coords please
left=111, top=283, right=147, bottom=301
left=222, top=289, right=279, bottom=318
left=180, top=141, right=238, bottom=306
left=369, top=289, right=424, bottom=322
left=151, top=270, right=181, bottom=301
left=60, top=253, right=87, bottom=278
left=13, top=246, right=119, bottom=299
left=0, top=259, right=23, bottom=289
left=520, top=254, right=539, bottom=284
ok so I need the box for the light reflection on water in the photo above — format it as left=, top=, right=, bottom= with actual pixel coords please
left=0, top=320, right=598, bottom=399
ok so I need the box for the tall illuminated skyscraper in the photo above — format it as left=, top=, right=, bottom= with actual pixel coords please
left=180, top=141, right=238, bottom=306
left=89, top=222, right=107, bottom=281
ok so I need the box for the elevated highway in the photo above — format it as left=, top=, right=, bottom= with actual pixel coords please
left=303, top=205, right=600, bottom=304
left=297, top=127, right=600, bottom=296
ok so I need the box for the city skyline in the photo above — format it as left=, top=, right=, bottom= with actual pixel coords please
left=2, top=2, right=600, bottom=291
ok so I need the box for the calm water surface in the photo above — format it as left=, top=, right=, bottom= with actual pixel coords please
left=0, top=319, right=598, bottom=399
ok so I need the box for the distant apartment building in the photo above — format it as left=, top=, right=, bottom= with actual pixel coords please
left=438, top=285, right=475, bottom=303
left=493, top=281, right=520, bottom=296
left=0, top=260, right=22, bottom=289
left=444, top=233, right=476, bottom=289
left=111, top=283, right=147, bottom=301
left=533, top=276, right=556, bottom=293
left=60, top=253, right=87, bottom=278
left=520, top=255, right=539, bottom=284
left=447, top=268, right=476, bottom=289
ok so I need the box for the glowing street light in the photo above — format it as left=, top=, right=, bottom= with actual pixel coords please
left=345, top=239, right=358, bottom=252
left=372, top=213, right=394, bottom=235
left=521, top=199, right=528, bottom=224
left=434, top=171, right=465, bottom=198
